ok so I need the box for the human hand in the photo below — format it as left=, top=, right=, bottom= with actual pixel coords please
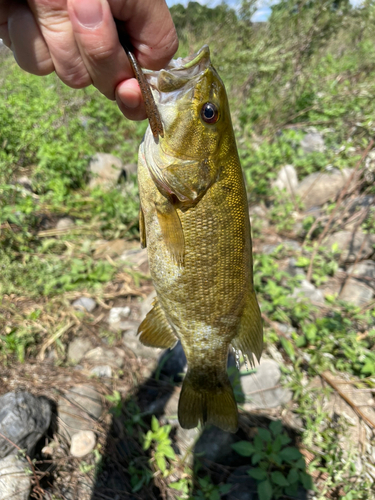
left=0, top=0, right=178, bottom=120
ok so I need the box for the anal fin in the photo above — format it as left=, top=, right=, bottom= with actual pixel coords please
left=231, top=290, right=263, bottom=365
left=155, top=198, right=184, bottom=266
left=138, top=297, right=178, bottom=349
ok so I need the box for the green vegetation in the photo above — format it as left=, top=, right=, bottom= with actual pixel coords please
left=1, top=0, right=375, bottom=498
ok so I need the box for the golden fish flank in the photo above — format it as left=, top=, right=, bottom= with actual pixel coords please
left=137, top=46, right=263, bottom=433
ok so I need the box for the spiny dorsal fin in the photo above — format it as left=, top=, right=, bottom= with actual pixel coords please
left=138, top=298, right=178, bottom=349
left=155, top=198, right=184, bottom=266
left=231, top=290, right=263, bottom=364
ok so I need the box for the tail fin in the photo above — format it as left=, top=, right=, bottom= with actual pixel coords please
left=178, top=369, right=238, bottom=433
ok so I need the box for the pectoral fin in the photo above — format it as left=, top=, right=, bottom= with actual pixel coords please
left=231, top=290, right=263, bottom=365
left=138, top=297, right=178, bottom=349
left=155, top=198, right=185, bottom=266
left=139, top=207, right=146, bottom=248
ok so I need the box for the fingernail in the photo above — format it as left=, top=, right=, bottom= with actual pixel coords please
left=73, top=0, right=103, bottom=28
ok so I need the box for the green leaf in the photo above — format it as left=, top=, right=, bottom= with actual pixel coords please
left=269, top=420, right=283, bottom=437
left=299, top=471, right=313, bottom=489
left=248, top=468, right=268, bottom=480
left=287, top=468, right=299, bottom=484
left=258, top=428, right=272, bottom=442
left=271, top=471, right=289, bottom=486
left=231, top=441, right=255, bottom=457
left=280, top=337, right=295, bottom=360
left=279, top=447, right=302, bottom=462
left=151, top=415, right=160, bottom=433
left=155, top=454, right=166, bottom=472
left=257, top=480, right=273, bottom=500
left=252, top=452, right=263, bottom=465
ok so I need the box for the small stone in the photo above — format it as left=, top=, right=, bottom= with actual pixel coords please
left=339, top=279, right=373, bottom=306
left=287, top=257, right=306, bottom=278
left=72, top=297, right=96, bottom=313
left=323, top=230, right=375, bottom=263
left=272, top=165, right=298, bottom=194
left=107, top=306, right=131, bottom=330
left=94, top=239, right=128, bottom=259
left=0, top=392, right=51, bottom=459
left=300, top=130, right=325, bottom=154
left=241, top=359, right=292, bottom=409
left=90, top=365, right=112, bottom=378
left=58, top=384, right=103, bottom=440
left=41, top=445, right=54, bottom=457
left=16, top=175, right=33, bottom=192
left=70, top=430, right=96, bottom=458
left=84, top=346, right=125, bottom=368
left=0, top=455, right=31, bottom=500
left=56, top=217, right=74, bottom=230
left=88, top=152, right=123, bottom=190
left=296, top=169, right=354, bottom=209
left=67, top=338, right=93, bottom=364
left=292, top=279, right=325, bottom=305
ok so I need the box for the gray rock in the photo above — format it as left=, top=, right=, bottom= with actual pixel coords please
left=0, top=392, right=51, bottom=459
left=300, top=131, right=325, bottom=154
left=242, top=359, right=292, bottom=409
left=90, top=365, right=112, bottom=378
left=84, top=346, right=125, bottom=369
left=140, top=290, right=157, bottom=321
left=347, top=260, right=375, bottom=286
left=323, top=230, right=375, bottom=263
left=88, top=152, right=123, bottom=190
left=67, top=338, right=93, bottom=364
left=70, top=430, right=96, bottom=458
left=58, top=384, right=103, bottom=440
left=272, top=165, right=298, bottom=194
left=0, top=455, right=31, bottom=500
left=122, top=163, right=137, bottom=181
left=287, top=257, right=307, bottom=278
left=56, top=217, right=74, bottom=230
left=263, top=240, right=301, bottom=255
left=339, top=279, right=373, bottom=306
left=249, top=205, right=269, bottom=229
left=194, top=425, right=238, bottom=465
left=225, top=466, right=258, bottom=500
left=292, top=279, right=325, bottom=305
left=175, top=426, right=200, bottom=462
left=120, top=247, right=149, bottom=271
left=16, top=176, right=33, bottom=192
left=273, top=322, right=296, bottom=337
left=93, top=239, right=128, bottom=259
left=157, top=342, right=187, bottom=382
left=107, top=306, right=131, bottom=330
left=296, top=169, right=354, bottom=209
left=72, top=297, right=96, bottom=312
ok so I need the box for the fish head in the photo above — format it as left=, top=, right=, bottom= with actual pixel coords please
left=143, top=46, right=234, bottom=203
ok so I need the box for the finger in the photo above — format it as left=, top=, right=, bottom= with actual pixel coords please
left=109, top=0, right=178, bottom=70
left=115, top=78, right=147, bottom=121
left=0, top=22, right=11, bottom=47
left=7, top=3, right=54, bottom=75
left=67, top=0, right=133, bottom=99
left=27, top=0, right=91, bottom=88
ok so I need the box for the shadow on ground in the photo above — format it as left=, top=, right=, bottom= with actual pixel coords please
left=90, top=344, right=308, bottom=500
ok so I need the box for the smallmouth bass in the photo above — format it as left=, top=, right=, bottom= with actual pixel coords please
left=136, top=46, right=263, bottom=433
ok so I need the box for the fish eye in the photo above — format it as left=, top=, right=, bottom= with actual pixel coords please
left=201, top=102, right=219, bottom=124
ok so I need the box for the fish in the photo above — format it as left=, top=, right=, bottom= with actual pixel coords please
left=136, top=45, right=263, bottom=433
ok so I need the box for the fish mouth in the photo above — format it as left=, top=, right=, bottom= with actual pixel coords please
left=145, top=45, right=211, bottom=100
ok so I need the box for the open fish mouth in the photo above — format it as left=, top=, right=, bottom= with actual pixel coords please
left=145, top=45, right=211, bottom=101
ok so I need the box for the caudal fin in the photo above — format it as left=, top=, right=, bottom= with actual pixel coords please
left=178, top=369, right=238, bottom=433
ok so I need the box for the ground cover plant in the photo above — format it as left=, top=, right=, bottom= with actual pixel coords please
left=1, top=1, right=375, bottom=499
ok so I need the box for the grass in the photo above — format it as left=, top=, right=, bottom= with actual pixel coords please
left=1, top=0, right=375, bottom=498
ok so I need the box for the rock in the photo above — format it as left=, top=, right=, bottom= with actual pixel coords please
left=249, top=205, right=269, bottom=229
left=296, top=169, right=354, bottom=209
left=175, top=426, right=200, bottom=462
left=287, top=257, right=306, bottom=278
left=107, top=306, right=131, bottom=330
left=241, top=359, right=292, bottom=409
left=0, top=392, right=51, bottom=459
left=122, top=163, right=137, bottom=181
left=323, top=230, right=375, bottom=263
left=339, top=279, right=373, bottom=306
left=263, top=240, right=301, bottom=255
left=0, top=455, right=31, bottom=500
left=347, top=260, right=375, bottom=286
left=67, top=337, right=94, bottom=364
left=273, top=322, right=296, bottom=337
left=300, top=131, right=325, bottom=154
left=16, top=175, right=33, bottom=192
left=272, top=165, right=298, bottom=194
left=292, top=279, right=325, bottom=305
left=56, top=217, right=74, bottom=230
left=140, top=290, right=157, bottom=321
left=123, top=328, right=162, bottom=359
left=194, top=426, right=238, bottom=465
left=72, top=297, right=96, bottom=313
left=90, top=365, right=112, bottom=378
left=70, top=430, right=96, bottom=458
left=157, top=341, right=187, bottom=382
left=121, top=247, right=149, bottom=273
left=225, top=466, right=258, bottom=500
left=94, top=239, right=127, bottom=259
left=58, top=384, right=103, bottom=440
left=84, top=346, right=125, bottom=369
left=88, top=152, right=123, bottom=190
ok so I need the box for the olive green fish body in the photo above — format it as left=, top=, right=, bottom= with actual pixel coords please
left=137, top=46, right=263, bottom=433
